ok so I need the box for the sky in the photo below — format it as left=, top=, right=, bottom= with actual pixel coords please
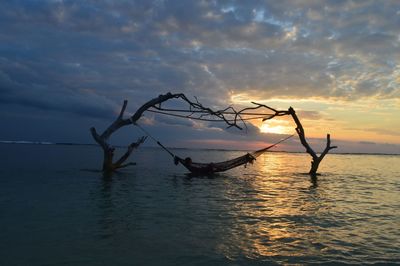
left=0, top=0, right=399, bottom=154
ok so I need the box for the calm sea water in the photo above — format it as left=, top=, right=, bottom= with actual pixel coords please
left=0, top=144, right=399, bottom=265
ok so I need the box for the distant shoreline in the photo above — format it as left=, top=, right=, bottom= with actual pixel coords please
left=0, top=140, right=98, bottom=147
left=1, top=141, right=399, bottom=156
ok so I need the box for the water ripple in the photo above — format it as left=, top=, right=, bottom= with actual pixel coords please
left=0, top=146, right=399, bottom=265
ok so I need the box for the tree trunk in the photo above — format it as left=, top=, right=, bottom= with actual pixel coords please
left=90, top=93, right=181, bottom=172
left=310, top=158, right=320, bottom=177
left=288, top=107, right=337, bottom=178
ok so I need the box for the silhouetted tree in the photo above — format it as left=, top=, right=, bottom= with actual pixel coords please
left=90, top=92, right=283, bottom=172
left=288, top=107, right=337, bottom=178
left=90, top=92, right=336, bottom=177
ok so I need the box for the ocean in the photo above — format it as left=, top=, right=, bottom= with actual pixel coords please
left=0, top=143, right=399, bottom=265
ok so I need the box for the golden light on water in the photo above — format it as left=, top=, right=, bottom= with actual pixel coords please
left=216, top=153, right=322, bottom=259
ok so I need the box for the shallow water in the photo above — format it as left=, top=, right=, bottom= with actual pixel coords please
left=0, top=144, right=399, bottom=265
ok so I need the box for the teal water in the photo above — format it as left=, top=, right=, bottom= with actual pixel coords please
left=0, top=144, right=399, bottom=265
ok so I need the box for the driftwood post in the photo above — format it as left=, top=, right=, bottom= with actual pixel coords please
left=288, top=107, right=337, bottom=178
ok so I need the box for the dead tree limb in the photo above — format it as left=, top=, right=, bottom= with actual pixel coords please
left=90, top=92, right=336, bottom=176
left=90, top=93, right=186, bottom=172
left=90, top=103, right=147, bottom=172
left=147, top=100, right=289, bottom=131
left=288, top=107, right=337, bottom=177
left=90, top=92, right=268, bottom=172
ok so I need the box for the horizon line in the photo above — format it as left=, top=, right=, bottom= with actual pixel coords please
left=1, top=140, right=399, bottom=156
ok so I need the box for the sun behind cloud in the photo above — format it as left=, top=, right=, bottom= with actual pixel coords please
left=259, top=120, right=293, bottom=135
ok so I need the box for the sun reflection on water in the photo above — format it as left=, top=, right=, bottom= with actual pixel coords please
left=215, top=153, right=328, bottom=260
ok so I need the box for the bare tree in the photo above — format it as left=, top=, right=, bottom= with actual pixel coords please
left=288, top=107, right=337, bottom=178
left=90, top=93, right=196, bottom=171
left=90, top=100, right=146, bottom=172
left=90, top=92, right=284, bottom=172
left=247, top=104, right=337, bottom=177
left=90, top=92, right=336, bottom=177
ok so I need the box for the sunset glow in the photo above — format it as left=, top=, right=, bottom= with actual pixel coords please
left=0, top=1, right=399, bottom=154
left=1, top=2, right=400, bottom=265
left=232, top=93, right=400, bottom=149
left=259, top=122, right=292, bottom=135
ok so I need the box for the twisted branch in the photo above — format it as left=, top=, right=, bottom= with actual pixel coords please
left=91, top=92, right=336, bottom=178
left=146, top=96, right=290, bottom=131
left=288, top=107, right=337, bottom=177
left=91, top=92, right=263, bottom=172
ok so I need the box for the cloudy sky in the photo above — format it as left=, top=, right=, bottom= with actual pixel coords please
left=0, top=0, right=399, bottom=154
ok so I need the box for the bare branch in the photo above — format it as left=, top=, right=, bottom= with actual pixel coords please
left=91, top=92, right=254, bottom=172
left=145, top=96, right=291, bottom=131
left=118, top=100, right=128, bottom=120
left=289, top=107, right=317, bottom=160
left=288, top=107, right=337, bottom=177
left=93, top=92, right=334, bottom=176
left=90, top=127, right=108, bottom=149
left=113, top=136, right=147, bottom=169
left=318, top=134, right=338, bottom=162
left=145, top=93, right=247, bottom=129
left=90, top=95, right=162, bottom=172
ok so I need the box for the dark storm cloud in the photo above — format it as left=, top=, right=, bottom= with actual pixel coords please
left=0, top=63, right=117, bottom=119
left=1, top=0, right=399, bottom=115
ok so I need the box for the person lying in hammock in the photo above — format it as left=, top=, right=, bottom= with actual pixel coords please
left=174, top=153, right=255, bottom=174
left=135, top=121, right=293, bottom=174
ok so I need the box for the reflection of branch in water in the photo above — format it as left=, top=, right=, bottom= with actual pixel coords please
left=214, top=169, right=325, bottom=259
left=311, top=175, right=318, bottom=188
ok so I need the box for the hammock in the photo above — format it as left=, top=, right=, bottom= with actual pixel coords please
left=172, top=135, right=292, bottom=174
left=135, top=123, right=293, bottom=174
left=173, top=150, right=256, bottom=174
